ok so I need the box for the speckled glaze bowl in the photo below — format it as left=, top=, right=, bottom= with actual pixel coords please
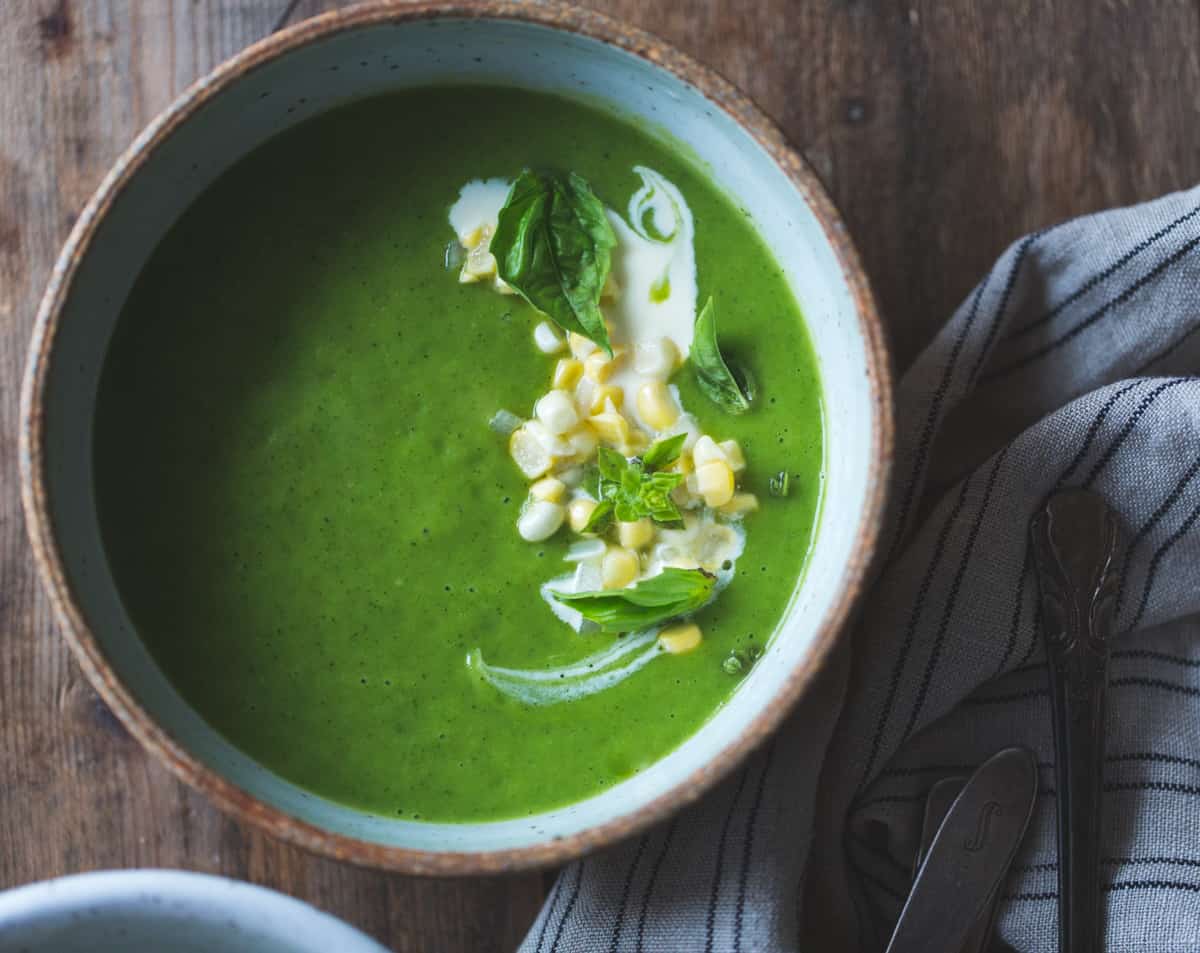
left=20, top=1, right=892, bottom=873
left=0, top=870, right=389, bottom=953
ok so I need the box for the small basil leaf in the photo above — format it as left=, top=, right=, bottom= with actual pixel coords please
left=691, top=296, right=754, bottom=414
left=491, top=169, right=616, bottom=354
left=596, top=446, right=627, bottom=482
left=551, top=568, right=715, bottom=633
left=582, top=500, right=614, bottom=534
left=641, top=433, right=687, bottom=471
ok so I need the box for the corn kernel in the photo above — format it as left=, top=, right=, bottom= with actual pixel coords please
left=459, top=240, right=497, bottom=282
left=621, top=428, right=651, bottom=456
left=618, top=518, right=655, bottom=550
left=552, top=358, right=584, bottom=390
left=670, top=451, right=695, bottom=476
left=509, top=425, right=552, bottom=479
left=633, top=337, right=681, bottom=379
left=696, top=460, right=735, bottom=507
left=719, top=439, right=746, bottom=472
left=564, top=423, right=598, bottom=460
left=590, top=411, right=632, bottom=448
left=535, top=389, right=580, bottom=436
left=460, top=225, right=484, bottom=248
left=658, top=622, right=702, bottom=654
left=692, top=435, right=727, bottom=468
left=719, top=492, right=760, bottom=517
left=589, top=384, right=625, bottom=415
left=636, top=380, right=680, bottom=431
left=533, top=322, right=565, bottom=354
left=602, top=547, right=640, bottom=589
left=530, top=477, right=566, bottom=503
left=517, top=500, right=565, bottom=542
left=569, top=332, right=599, bottom=359
left=584, top=347, right=625, bottom=383
left=567, top=497, right=599, bottom=534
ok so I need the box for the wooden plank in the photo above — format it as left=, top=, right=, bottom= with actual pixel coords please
left=3, top=1, right=1200, bottom=950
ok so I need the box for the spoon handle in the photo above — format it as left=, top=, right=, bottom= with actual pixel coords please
left=1031, top=489, right=1126, bottom=953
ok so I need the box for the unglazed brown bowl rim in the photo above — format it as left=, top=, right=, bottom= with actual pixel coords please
left=19, top=0, right=893, bottom=875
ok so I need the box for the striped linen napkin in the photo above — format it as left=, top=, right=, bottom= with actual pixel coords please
left=520, top=185, right=1200, bottom=953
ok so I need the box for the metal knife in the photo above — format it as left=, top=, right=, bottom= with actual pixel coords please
left=884, top=747, right=1039, bottom=953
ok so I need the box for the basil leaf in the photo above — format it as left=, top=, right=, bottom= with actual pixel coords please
left=691, top=297, right=754, bottom=414
left=551, top=568, right=716, bottom=633
left=491, top=169, right=616, bottom=354
left=596, top=446, right=627, bottom=482
left=641, top=433, right=687, bottom=471
left=582, top=500, right=614, bottom=534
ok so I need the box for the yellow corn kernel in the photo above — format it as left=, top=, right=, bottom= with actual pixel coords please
left=719, top=492, right=759, bottom=517
left=567, top=497, right=599, bottom=534
left=461, top=226, right=484, bottom=249
left=670, top=451, right=695, bottom=476
left=621, top=428, right=651, bottom=456
left=636, top=380, right=680, bottom=431
left=564, top=423, right=599, bottom=460
left=584, top=347, right=626, bottom=383
left=633, top=337, right=681, bottom=379
left=552, top=358, right=584, bottom=390
left=569, top=332, right=599, bottom=360
left=719, top=439, right=746, bottom=472
left=618, top=518, right=654, bottom=550
left=658, top=622, right=702, bottom=654
left=530, top=477, right=566, bottom=503
left=696, top=460, right=735, bottom=507
left=589, top=384, right=625, bottom=415
left=692, top=435, right=727, bottom=468
left=590, top=411, right=632, bottom=448
left=509, top=425, right=552, bottom=480
left=602, top=547, right=640, bottom=589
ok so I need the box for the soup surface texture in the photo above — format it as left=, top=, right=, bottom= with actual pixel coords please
left=94, top=86, right=824, bottom=822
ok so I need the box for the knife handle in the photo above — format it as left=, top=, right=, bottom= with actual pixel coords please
left=1031, top=489, right=1126, bottom=953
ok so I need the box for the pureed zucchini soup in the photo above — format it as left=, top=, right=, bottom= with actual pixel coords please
left=94, top=87, right=824, bottom=822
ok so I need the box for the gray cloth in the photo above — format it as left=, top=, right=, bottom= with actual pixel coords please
left=519, top=185, right=1200, bottom=953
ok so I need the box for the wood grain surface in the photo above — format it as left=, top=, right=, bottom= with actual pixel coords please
left=2, top=1, right=1199, bottom=950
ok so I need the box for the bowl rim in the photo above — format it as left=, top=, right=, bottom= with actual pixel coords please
left=0, top=869, right=390, bottom=951
left=18, top=0, right=894, bottom=875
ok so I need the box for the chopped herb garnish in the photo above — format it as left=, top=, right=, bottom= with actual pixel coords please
left=593, top=440, right=686, bottom=526
left=769, top=471, right=790, bottom=498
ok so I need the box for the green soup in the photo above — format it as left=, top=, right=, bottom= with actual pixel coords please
left=94, top=87, right=824, bottom=822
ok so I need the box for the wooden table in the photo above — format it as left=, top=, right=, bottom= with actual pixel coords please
left=2, top=1, right=1198, bottom=949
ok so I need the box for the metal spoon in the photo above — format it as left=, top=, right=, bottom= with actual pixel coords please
left=1031, top=489, right=1126, bottom=953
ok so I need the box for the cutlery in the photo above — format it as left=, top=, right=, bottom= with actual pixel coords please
left=884, top=747, right=1038, bottom=953
left=1031, top=488, right=1126, bottom=953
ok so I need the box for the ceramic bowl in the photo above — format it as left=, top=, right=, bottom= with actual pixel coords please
left=0, top=870, right=388, bottom=953
left=20, top=1, right=892, bottom=873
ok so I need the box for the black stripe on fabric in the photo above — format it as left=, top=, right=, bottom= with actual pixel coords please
left=1110, top=751, right=1200, bottom=771
left=1116, top=455, right=1200, bottom=625
left=635, top=819, right=676, bottom=953
left=961, top=686, right=1048, bottom=706
left=1106, top=780, right=1200, bottom=797
left=878, top=761, right=1053, bottom=780
left=1016, top=856, right=1200, bottom=873
left=1133, top=322, right=1200, bottom=376
left=734, top=744, right=776, bottom=953
left=1008, top=880, right=1200, bottom=902
left=983, top=233, right=1200, bottom=381
left=1058, top=380, right=1144, bottom=484
left=535, top=873, right=567, bottom=953
left=608, top=835, right=650, bottom=953
left=1111, top=675, right=1200, bottom=697
left=966, top=235, right=1037, bottom=383
left=1005, top=201, right=1200, bottom=342
left=885, top=272, right=991, bottom=564
left=549, top=861, right=586, bottom=953
left=1082, top=378, right=1195, bottom=488
left=1128, top=492, right=1200, bottom=631
left=1112, top=649, right=1200, bottom=668
left=857, top=787, right=1057, bottom=811
left=704, top=766, right=753, bottom=953
left=999, top=548, right=1033, bottom=673
left=901, top=447, right=1010, bottom=738
left=859, top=475, right=976, bottom=791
